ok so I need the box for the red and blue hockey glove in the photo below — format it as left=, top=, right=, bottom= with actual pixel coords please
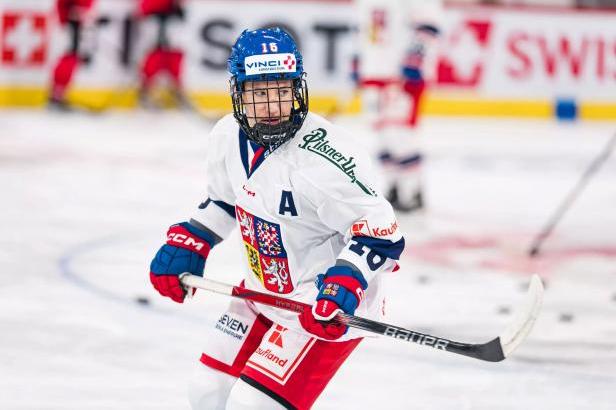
left=149, top=222, right=215, bottom=303
left=299, top=265, right=368, bottom=340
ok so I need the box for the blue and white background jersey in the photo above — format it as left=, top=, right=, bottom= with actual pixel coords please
left=192, top=112, right=405, bottom=340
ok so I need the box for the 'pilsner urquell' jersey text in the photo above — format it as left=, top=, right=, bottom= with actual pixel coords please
left=191, top=112, right=405, bottom=341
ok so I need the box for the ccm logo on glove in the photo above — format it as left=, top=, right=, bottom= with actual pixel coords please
left=168, top=232, right=206, bottom=251
left=150, top=222, right=215, bottom=303
left=165, top=224, right=212, bottom=258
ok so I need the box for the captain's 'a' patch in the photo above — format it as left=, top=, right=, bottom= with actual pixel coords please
left=278, top=190, right=298, bottom=216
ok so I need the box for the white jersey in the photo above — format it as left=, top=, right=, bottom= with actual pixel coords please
left=192, top=113, right=405, bottom=340
left=356, top=0, right=407, bottom=80
left=356, top=0, right=443, bottom=80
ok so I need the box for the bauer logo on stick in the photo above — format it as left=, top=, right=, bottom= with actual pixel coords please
left=384, top=327, right=450, bottom=350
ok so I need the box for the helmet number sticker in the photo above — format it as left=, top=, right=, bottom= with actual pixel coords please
left=261, top=42, right=279, bottom=53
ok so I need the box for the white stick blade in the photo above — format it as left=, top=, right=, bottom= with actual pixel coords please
left=499, top=274, right=544, bottom=357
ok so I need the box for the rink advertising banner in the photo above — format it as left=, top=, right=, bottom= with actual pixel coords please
left=182, top=0, right=357, bottom=113
left=0, top=1, right=615, bottom=119
left=0, top=0, right=357, bottom=112
left=432, top=5, right=616, bottom=119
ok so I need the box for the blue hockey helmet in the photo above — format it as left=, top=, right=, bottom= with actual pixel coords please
left=228, top=28, right=309, bottom=149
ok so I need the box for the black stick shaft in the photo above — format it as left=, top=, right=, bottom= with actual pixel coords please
left=227, top=283, right=506, bottom=362
left=337, top=313, right=505, bottom=362
left=529, top=132, right=616, bottom=257
left=181, top=274, right=517, bottom=362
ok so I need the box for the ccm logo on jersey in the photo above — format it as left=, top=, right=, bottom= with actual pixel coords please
left=167, top=232, right=206, bottom=251
left=244, top=53, right=296, bottom=75
left=243, top=185, right=255, bottom=197
left=351, top=219, right=398, bottom=237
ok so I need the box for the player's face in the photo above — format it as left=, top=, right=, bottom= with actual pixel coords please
left=243, top=80, right=294, bottom=127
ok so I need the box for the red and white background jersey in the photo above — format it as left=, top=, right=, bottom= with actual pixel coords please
left=191, top=112, right=404, bottom=339
left=355, top=0, right=443, bottom=81
left=355, top=0, right=407, bottom=80
left=56, top=0, right=96, bottom=25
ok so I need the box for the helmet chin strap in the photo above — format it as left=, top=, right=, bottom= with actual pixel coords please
left=252, top=120, right=294, bottom=146
left=253, top=120, right=291, bottom=136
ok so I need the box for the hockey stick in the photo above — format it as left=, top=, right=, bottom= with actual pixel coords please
left=528, top=132, right=616, bottom=257
left=180, top=273, right=543, bottom=362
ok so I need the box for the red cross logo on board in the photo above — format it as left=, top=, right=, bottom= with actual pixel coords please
left=1, top=11, right=48, bottom=66
left=283, top=54, right=296, bottom=70
left=436, top=19, right=492, bottom=87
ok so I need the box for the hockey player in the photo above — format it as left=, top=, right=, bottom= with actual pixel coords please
left=355, top=0, right=442, bottom=212
left=149, top=28, right=404, bottom=409
left=48, top=0, right=96, bottom=109
left=136, top=0, right=186, bottom=108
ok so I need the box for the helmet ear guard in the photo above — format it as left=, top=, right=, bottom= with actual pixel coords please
left=228, top=28, right=309, bottom=149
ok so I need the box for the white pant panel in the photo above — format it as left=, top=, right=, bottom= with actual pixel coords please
left=380, top=125, right=422, bottom=195
left=394, top=174, right=422, bottom=202
left=381, top=126, right=421, bottom=158
left=361, top=86, right=381, bottom=123
left=225, top=379, right=287, bottom=410
left=188, top=363, right=237, bottom=410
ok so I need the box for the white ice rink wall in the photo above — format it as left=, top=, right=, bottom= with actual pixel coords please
left=1, top=0, right=615, bottom=119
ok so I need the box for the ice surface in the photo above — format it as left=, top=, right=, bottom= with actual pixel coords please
left=0, top=110, right=614, bottom=409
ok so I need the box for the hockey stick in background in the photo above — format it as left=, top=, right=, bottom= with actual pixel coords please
left=528, top=132, right=616, bottom=257
left=180, top=273, right=543, bottom=362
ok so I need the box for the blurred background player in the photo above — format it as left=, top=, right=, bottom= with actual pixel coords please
left=136, top=0, right=187, bottom=108
left=48, top=0, right=97, bottom=110
left=355, top=0, right=443, bottom=212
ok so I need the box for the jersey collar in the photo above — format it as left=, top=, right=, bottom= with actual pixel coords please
left=239, top=129, right=269, bottom=178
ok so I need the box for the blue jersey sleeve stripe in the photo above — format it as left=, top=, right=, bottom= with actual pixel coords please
left=351, top=236, right=405, bottom=260
left=212, top=199, right=236, bottom=218
left=416, top=24, right=440, bottom=36
left=398, top=153, right=423, bottom=166
left=198, top=197, right=236, bottom=219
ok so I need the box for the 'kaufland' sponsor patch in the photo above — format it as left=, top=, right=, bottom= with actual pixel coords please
left=351, top=219, right=398, bottom=238
left=246, top=325, right=316, bottom=385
